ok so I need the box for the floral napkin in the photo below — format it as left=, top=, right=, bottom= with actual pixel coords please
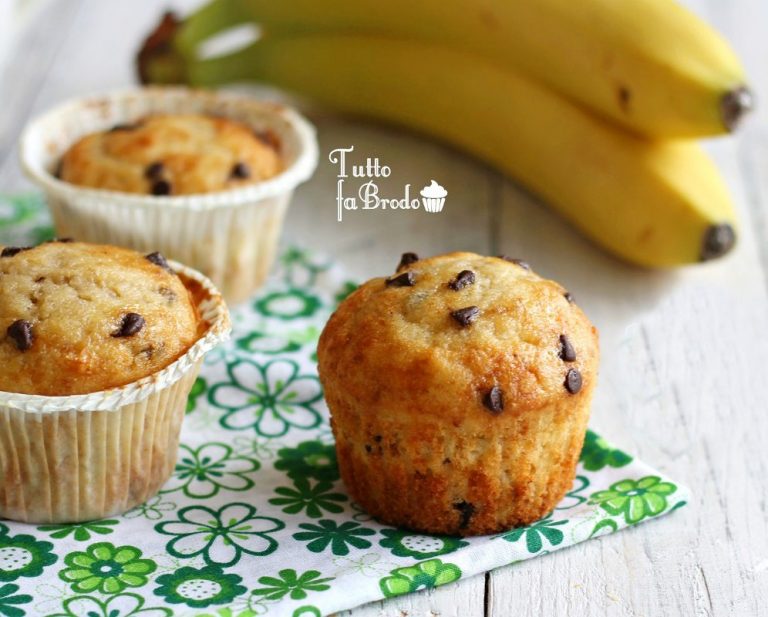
left=0, top=194, right=689, bottom=617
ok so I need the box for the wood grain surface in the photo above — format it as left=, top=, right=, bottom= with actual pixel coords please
left=0, top=0, right=766, bottom=615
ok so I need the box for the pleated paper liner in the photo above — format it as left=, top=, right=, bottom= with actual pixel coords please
left=0, top=260, right=231, bottom=524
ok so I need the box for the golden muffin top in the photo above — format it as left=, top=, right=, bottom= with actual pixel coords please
left=58, top=113, right=282, bottom=196
left=318, top=252, right=599, bottom=421
left=0, top=241, right=203, bottom=396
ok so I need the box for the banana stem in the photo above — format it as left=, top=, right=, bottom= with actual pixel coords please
left=186, top=43, right=265, bottom=86
left=136, top=3, right=260, bottom=85
left=175, top=0, right=254, bottom=56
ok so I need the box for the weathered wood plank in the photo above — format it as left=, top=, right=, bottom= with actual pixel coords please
left=1, top=0, right=767, bottom=615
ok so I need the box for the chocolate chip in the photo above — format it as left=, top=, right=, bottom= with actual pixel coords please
left=7, top=320, right=33, bottom=351
left=230, top=162, right=251, bottom=179
left=483, top=386, right=504, bottom=414
left=112, top=313, right=145, bottom=338
left=151, top=180, right=171, bottom=196
left=448, top=269, right=476, bottom=291
left=386, top=271, right=415, bottom=287
left=564, top=291, right=575, bottom=303
left=373, top=435, right=382, bottom=443
left=146, top=251, right=171, bottom=271
left=396, top=252, right=419, bottom=271
left=364, top=444, right=372, bottom=453
left=498, top=255, right=530, bottom=270
left=451, top=306, right=479, bottom=327
left=565, top=368, right=582, bottom=394
left=453, top=501, right=476, bottom=530
left=559, top=334, right=576, bottom=362
left=144, top=161, right=164, bottom=180
left=1, top=246, right=30, bottom=257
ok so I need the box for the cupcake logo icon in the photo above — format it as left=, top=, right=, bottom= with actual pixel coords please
left=420, top=180, right=447, bottom=213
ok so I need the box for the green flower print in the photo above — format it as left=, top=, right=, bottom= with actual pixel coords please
left=379, top=559, right=462, bottom=598
left=123, top=495, right=176, bottom=521
left=332, top=553, right=393, bottom=578
left=279, top=247, right=330, bottom=287
left=38, top=519, right=119, bottom=542
left=275, top=441, right=339, bottom=482
left=293, top=520, right=376, bottom=556
left=193, top=609, right=261, bottom=617
left=210, top=359, right=323, bottom=437
left=555, top=475, right=591, bottom=511
left=579, top=430, right=632, bottom=471
left=379, top=529, right=468, bottom=559
left=269, top=478, right=347, bottom=518
left=589, top=476, right=677, bottom=524
left=50, top=593, right=171, bottom=617
left=161, top=443, right=260, bottom=499
left=254, top=290, right=321, bottom=320
left=236, top=327, right=320, bottom=356
left=251, top=569, right=333, bottom=602
left=156, top=503, right=284, bottom=566
left=590, top=519, right=619, bottom=538
left=500, top=514, right=568, bottom=553
left=236, top=332, right=301, bottom=356
left=0, top=584, right=32, bottom=617
left=59, top=542, right=156, bottom=594
left=187, top=378, right=208, bottom=413
left=30, top=225, right=56, bottom=244
left=0, top=523, right=57, bottom=582
left=350, top=501, right=374, bottom=522
left=232, top=436, right=285, bottom=461
left=154, top=565, right=246, bottom=609
left=0, top=194, right=40, bottom=228
left=292, top=607, right=321, bottom=617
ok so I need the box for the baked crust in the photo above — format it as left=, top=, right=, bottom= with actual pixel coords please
left=0, top=241, right=201, bottom=395
left=318, top=252, right=599, bottom=535
left=58, top=114, right=282, bottom=195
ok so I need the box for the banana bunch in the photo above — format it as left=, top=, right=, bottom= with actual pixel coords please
left=137, top=0, right=752, bottom=267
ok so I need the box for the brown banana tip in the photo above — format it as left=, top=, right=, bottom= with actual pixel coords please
left=721, top=86, right=754, bottom=132
left=136, top=11, right=183, bottom=84
left=701, top=223, right=736, bottom=261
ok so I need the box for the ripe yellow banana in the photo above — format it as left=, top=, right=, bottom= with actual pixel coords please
left=139, top=30, right=737, bottom=267
left=217, top=0, right=752, bottom=138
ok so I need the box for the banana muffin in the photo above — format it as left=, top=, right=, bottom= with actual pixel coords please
left=57, top=113, right=282, bottom=195
left=0, top=239, right=230, bottom=524
left=0, top=240, right=202, bottom=395
left=317, top=251, right=599, bottom=536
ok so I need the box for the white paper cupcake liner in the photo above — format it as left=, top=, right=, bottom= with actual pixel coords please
left=422, top=197, right=445, bottom=213
left=0, top=260, right=231, bottom=523
left=19, top=87, right=319, bottom=304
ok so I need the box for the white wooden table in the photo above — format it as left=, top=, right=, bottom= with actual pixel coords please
left=1, top=1, right=767, bottom=615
